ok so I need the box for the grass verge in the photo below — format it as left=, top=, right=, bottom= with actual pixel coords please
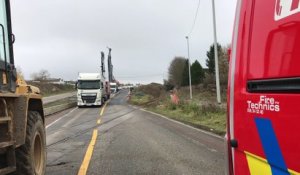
left=130, top=93, right=153, bottom=106
left=148, top=101, right=226, bottom=136
left=44, top=96, right=76, bottom=108
left=129, top=84, right=227, bottom=136
left=43, top=90, right=75, bottom=97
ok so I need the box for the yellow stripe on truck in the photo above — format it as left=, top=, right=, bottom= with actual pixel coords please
left=245, top=151, right=273, bottom=175
left=289, top=169, right=300, bottom=175
left=245, top=151, right=300, bottom=175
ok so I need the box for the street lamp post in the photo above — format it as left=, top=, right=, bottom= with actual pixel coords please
left=212, top=0, right=221, bottom=104
left=185, top=36, right=193, bottom=100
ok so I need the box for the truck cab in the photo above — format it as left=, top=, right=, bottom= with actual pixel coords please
left=77, top=73, right=105, bottom=107
left=226, top=0, right=300, bottom=174
left=110, top=82, right=118, bottom=93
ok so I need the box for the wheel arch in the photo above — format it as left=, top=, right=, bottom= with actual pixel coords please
left=28, top=98, right=45, bottom=123
left=14, top=96, right=44, bottom=147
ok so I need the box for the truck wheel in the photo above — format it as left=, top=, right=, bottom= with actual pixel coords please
left=15, top=111, right=46, bottom=175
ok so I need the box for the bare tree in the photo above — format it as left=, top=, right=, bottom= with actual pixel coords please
left=168, top=57, right=187, bottom=87
left=219, top=45, right=230, bottom=86
left=31, top=69, right=51, bottom=82
left=16, top=66, right=25, bottom=80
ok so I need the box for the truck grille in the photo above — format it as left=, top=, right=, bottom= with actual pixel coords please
left=81, top=95, right=97, bottom=104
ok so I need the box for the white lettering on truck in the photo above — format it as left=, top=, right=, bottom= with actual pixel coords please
left=247, top=96, right=280, bottom=115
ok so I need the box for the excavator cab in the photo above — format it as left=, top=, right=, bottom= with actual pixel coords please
left=0, top=0, right=16, bottom=93
left=0, top=1, right=46, bottom=175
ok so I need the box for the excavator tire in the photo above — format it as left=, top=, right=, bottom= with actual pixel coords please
left=14, top=111, right=46, bottom=175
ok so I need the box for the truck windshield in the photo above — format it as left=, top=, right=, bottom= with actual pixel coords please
left=78, top=80, right=100, bottom=89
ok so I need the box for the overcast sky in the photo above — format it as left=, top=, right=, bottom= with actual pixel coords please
left=11, top=0, right=237, bottom=84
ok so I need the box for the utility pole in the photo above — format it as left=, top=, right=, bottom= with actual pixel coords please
left=107, top=47, right=113, bottom=82
left=185, top=36, right=193, bottom=100
left=100, top=51, right=105, bottom=78
left=212, top=0, right=221, bottom=104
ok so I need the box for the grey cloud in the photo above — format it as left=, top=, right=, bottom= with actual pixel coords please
left=11, top=0, right=237, bottom=84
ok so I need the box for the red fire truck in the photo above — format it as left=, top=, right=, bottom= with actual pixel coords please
left=226, top=0, right=300, bottom=174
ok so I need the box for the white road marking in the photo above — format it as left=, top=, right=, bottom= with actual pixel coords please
left=62, top=108, right=89, bottom=128
left=140, top=108, right=224, bottom=140
left=46, top=107, right=78, bottom=129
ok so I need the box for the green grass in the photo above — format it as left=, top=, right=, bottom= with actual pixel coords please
left=129, top=85, right=227, bottom=136
left=149, top=102, right=226, bottom=135
left=130, top=93, right=153, bottom=106
left=27, top=82, right=76, bottom=97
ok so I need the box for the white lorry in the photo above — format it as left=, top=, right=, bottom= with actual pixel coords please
left=110, top=82, right=118, bottom=93
left=77, top=73, right=106, bottom=107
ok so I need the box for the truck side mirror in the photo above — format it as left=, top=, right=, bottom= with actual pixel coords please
left=75, top=82, right=78, bottom=89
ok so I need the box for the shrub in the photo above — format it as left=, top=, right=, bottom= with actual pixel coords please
left=203, top=73, right=215, bottom=89
left=201, top=103, right=221, bottom=114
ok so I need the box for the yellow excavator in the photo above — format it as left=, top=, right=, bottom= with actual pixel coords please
left=0, top=1, right=46, bottom=175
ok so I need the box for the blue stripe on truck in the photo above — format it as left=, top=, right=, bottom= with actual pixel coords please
left=254, top=117, right=289, bottom=175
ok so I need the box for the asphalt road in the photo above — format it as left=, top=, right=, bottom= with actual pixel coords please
left=43, top=92, right=76, bottom=105
left=46, top=90, right=225, bottom=175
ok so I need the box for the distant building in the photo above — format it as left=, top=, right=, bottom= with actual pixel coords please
left=45, top=78, right=65, bottom=85
left=65, top=81, right=76, bottom=85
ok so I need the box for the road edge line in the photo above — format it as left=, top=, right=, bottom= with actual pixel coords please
left=139, top=108, right=224, bottom=140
